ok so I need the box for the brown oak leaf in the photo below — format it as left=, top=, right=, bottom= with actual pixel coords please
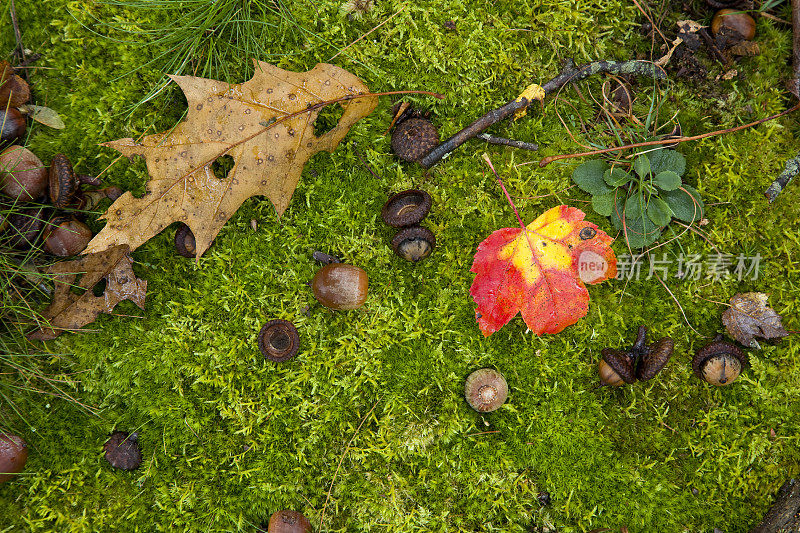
left=27, top=245, right=146, bottom=340
left=721, top=292, right=788, bottom=349
left=83, top=61, right=378, bottom=258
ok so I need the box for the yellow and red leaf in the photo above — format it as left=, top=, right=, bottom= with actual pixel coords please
left=470, top=205, right=617, bottom=336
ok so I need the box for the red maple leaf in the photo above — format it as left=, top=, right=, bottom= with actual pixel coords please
left=470, top=205, right=617, bottom=336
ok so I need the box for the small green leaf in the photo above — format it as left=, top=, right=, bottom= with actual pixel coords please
left=572, top=160, right=612, bottom=195
left=653, top=171, right=681, bottom=191
left=604, top=167, right=632, bottom=187
left=648, top=148, right=686, bottom=176
left=624, top=192, right=646, bottom=219
left=610, top=192, right=626, bottom=231
left=591, top=191, right=615, bottom=216
left=624, top=213, right=662, bottom=248
left=633, top=154, right=651, bottom=178
left=662, top=185, right=704, bottom=222
left=647, top=197, right=672, bottom=226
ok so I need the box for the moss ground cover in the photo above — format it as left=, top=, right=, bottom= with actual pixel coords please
left=1, top=0, right=799, bottom=531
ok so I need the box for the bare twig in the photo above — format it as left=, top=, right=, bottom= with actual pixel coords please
left=476, top=133, right=538, bottom=151
left=541, top=101, right=800, bottom=167
left=9, top=0, right=26, bottom=66
left=792, top=0, right=800, bottom=98
left=420, top=59, right=665, bottom=168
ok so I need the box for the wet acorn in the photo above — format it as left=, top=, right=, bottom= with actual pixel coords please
left=0, top=434, right=28, bottom=482
left=0, top=145, right=47, bottom=202
left=391, top=226, right=436, bottom=262
left=0, top=61, right=30, bottom=108
left=598, top=326, right=674, bottom=386
left=103, top=431, right=142, bottom=470
left=391, top=117, right=439, bottom=163
left=465, top=368, right=508, bottom=412
left=0, top=108, right=26, bottom=145
left=175, top=224, right=196, bottom=258
left=692, top=337, right=747, bottom=386
left=48, top=154, right=79, bottom=208
left=311, top=263, right=368, bottom=310
left=258, top=320, right=300, bottom=362
left=711, top=9, right=756, bottom=40
left=43, top=216, right=92, bottom=256
left=267, top=510, right=312, bottom=533
left=381, top=189, right=432, bottom=228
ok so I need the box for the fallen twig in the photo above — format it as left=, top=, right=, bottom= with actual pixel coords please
left=9, top=0, right=26, bottom=67
left=420, top=59, right=665, bottom=168
left=476, top=133, right=538, bottom=151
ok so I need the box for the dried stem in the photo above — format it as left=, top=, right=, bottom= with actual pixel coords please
left=477, top=133, right=538, bottom=151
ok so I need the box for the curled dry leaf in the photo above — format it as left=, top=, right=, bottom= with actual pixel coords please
left=84, top=61, right=378, bottom=259
left=470, top=206, right=617, bottom=336
left=721, top=292, right=788, bottom=348
left=27, top=245, right=146, bottom=340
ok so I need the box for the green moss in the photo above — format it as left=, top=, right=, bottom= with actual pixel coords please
left=1, top=0, right=799, bottom=531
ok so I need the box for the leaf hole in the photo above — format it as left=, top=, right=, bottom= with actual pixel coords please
left=92, top=278, right=107, bottom=297
left=211, top=155, right=235, bottom=181
left=313, top=104, right=345, bottom=137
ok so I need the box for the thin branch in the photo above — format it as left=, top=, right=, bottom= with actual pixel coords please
left=9, top=0, right=26, bottom=66
left=540, top=101, right=800, bottom=167
left=420, top=59, right=665, bottom=168
left=476, top=133, right=538, bottom=151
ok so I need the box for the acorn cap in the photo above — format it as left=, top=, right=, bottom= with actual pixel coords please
left=636, top=337, right=675, bottom=381
left=600, top=348, right=636, bottom=384
left=391, top=117, right=439, bottom=162
left=465, top=368, right=508, bottom=412
left=0, top=434, right=28, bottom=483
left=175, top=223, right=196, bottom=258
left=258, top=320, right=300, bottom=362
left=692, top=339, right=747, bottom=379
left=381, top=189, right=432, bottom=227
left=391, top=226, right=435, bottom=262
left=103, top=431, right=142, bottom=471
left=48, top=154, right=78, bottom=208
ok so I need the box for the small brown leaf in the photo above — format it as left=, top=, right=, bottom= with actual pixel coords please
left=721, top=292, right=788, bottom=349
left=27, top=245, right=146, bottom=340
left=19, top=104, right=66, bottom=129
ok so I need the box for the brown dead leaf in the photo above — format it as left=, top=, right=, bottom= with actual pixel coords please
left=27, top=245, right=146, bottom=340
left=84, top=61, right=378, bottom=258
left=727, top=40, right=760, bottom=57
left=721, top=292, right=788, bottom=349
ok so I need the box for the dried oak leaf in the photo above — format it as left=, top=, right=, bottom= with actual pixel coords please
left=722, top=292, right=788, bottom=348
left=470, top=205, right=617, bottom=336
left=27, top=245, right=146, bottom=340
left=83, top=61, right=378, bottom=258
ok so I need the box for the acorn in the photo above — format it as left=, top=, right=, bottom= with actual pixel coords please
left=43, top=216, right=92, bottom=256
left=692, top=337, right=747, bottom=386
left=267, top=510, right=312, bottom=533
left=48, top=154, right=79, bottom=208
left=5, top=205, right=50, bottom=250
left=311, top=263, right=368, bottom=310
left=0, top=108, right=26, bottom=145
left=0, top=434, right=28, bottom=482
left=711, top=9, right=756, bottom=40
left=175, top=223, right=196, bottom=258
left=103, top=431, right=142, bottom=470
left=465, top=368, right=508, bottom=412
left=391, top=226, right=436, bottom=262
left=391, top=117, right=439, bottom=163
left=381, top=189, right=432, bottom=227
left=0, top=61, right=30, bottom=108
left=0, top=145, right=47, bottom=202
left=598, top=325, right=674, bottom=386
left=258, top=320, right=300, bottom=362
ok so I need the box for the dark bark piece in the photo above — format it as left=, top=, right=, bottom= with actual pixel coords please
left=419, top=59, right=665, bottom=168
left=722, top=292, right=788, bottom=348
left=766, top=151, right=800, bottom=202
left=750, top=478, right=800, bottom=533
left=103, top=432, right=142, bottom=471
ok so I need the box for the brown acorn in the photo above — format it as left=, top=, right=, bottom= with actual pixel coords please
left=391, top=226, right=436, bottom=262
left=381, top=189, right=432, bottom=228
left=6, top=205, right=50, bottom=250
left=711, top=9, right=756, bottom=40
left=0, top=145, right=47, bottom=202
left=48, top=154, right=79, bottom=208
left=0, top=62, right=29, bottom=108
left=0, top=108, right=26, bottom=145
left=391, top=117, right=439, bottom=163
left=43, top=216, right=92, bottom=256
left=464, top=368, right=508, bottom=412
left=598, top=326, right=674, bottom=385
left=311, top=263, right=368, bottom=310
left=103, top=431, right=142, bottom=471
left=175, top=224, right=196, bottom=258
left=258, top=320, right=300, bottom=362
left=0, top=433, right=28, bottom=482
left=692, top=337, right=747, bottom=386
left=267, top=510, right=312, bottom=533
left=599, top=349, right=636, bottom=386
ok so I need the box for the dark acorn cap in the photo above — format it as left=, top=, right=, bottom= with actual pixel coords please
left=48, top=154, right=78, bottom=208
left=175, top=224, right=196, bottom=258
left=692, top=339, right=747, bottom=379
left=636, top=337, right=675, bottom=381
left=391, top=226, right=436, bottom=262
left=600, top=348, right=636, bottom=384
left=391, top=117, right=439, bottom=163
left=103, top=431, right=142, bottom=471
left=258, top=320, right=300, bottom=362
left=381, top=189, right=432, bottom=228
